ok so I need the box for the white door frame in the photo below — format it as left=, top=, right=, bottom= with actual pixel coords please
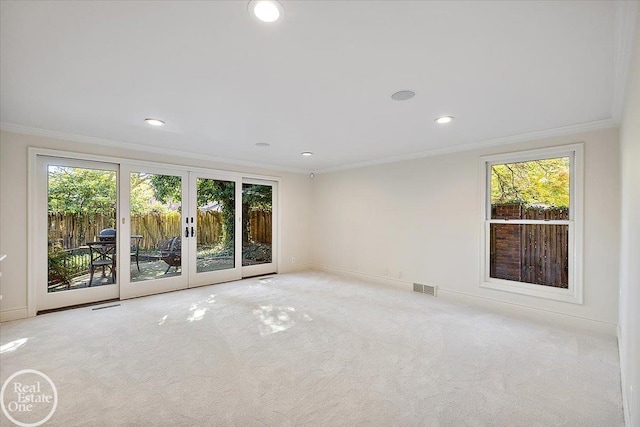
left=119, top=164, right=190, bottom=299
left=33, top=155, right=120, bottom=311
left=27, top=147, right=281, bottom=316
left=241, top=178, right=278, bottom=278
left=188, top=172, right=243, bottom=287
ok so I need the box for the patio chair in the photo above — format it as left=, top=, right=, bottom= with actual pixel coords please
left=160, top=236, right=181, bottom=274
left=87, top=241, right=116, bottom=285
left=98, top=228, right=142, bottom=272
left=131, top=235, right=142, bottom=272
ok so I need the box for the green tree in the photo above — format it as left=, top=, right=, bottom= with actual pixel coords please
left=242, top=184, right=272, bottom=246
left=198, top=178, right=236, bottom=249
left=149, top=175, right=238, bottom=248
left=491, top=157, right=570, bottom=208
left=130, top=173, right=167, bottom=214
left=48, top=166, right=117, bottom=216
left=148, top=174, right=182, bottom=206
left=48, top=168, right=272, bottom=251
left=149, top=176, right=272, bottom=249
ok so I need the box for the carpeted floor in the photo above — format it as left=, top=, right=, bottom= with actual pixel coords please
left=0, top=271, right=623, bottom=426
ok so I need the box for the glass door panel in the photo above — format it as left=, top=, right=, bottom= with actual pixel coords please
left=129, top=172, right=183, bottom=282
left=196, top=178, right=235, bottom=273
left=120, top=166, right=188, bottom=299
left=188, top=174, right=241, bottom=287
left=241, top=180, right=276, bottom=277
left=37, top=157, right=119, bottom=311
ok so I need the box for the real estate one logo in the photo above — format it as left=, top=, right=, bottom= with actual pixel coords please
left=1, top=369, right=58, bottom=427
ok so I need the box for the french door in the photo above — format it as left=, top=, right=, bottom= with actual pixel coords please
left=36, top=156, right=120, bottom=311
left=35, top=154, right=277, bottom=310
left=120, top=171, right=280, bottom=298
left=241, top=179, right=277, bottom=277
left=187, top=173, right=242, bottom=287
left=119, top=165, right=190, bottom=299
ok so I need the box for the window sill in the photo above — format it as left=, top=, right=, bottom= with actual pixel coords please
left=480, top=279, right=583, bottom=304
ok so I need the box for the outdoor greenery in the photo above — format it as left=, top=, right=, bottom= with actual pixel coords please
left=48, top=167, right=174, bottom=217
left=47, top=247, right=90, bottom=287
left=491, top=157, right=570, bottom=208
left=150, top=176, right=272, bottom=249
left=48, top=167, right=117, bottom=216
left=150, top=175, right=237, bottom=248
left=47, top=167, right=273, bottom=287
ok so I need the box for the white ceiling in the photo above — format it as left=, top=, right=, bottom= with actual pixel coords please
left=0, top=1, right=630, bottom=173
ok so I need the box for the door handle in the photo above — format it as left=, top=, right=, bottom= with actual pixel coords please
left=185, top=226, right=189, bottom=238
left=191, top=226, right=195, bottom=237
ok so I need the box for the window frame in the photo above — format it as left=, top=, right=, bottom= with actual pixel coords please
left=479, top=143, right=584, bottom=304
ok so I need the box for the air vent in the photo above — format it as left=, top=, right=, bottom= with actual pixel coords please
left=423, top=285, right=437, bottom=296
left=92, top=303, right=121, bottom=310
left=413, top=283, right=437, bottom=297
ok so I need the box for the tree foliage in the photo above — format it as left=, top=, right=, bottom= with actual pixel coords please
left=48, top=166, right=117, bottom=216
left=48, top=167, right=272, bottom=250
left=491, top=157, right=570, bottom=208
left=130, top=173, right=166, bottom=214
left=149, top=177, right=272, bottom=248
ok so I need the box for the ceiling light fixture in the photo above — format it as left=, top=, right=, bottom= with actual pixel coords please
left=145, top=118, right=165, bottom=126
left=255, top=142, right=270, bottom=147
left=435, top=116, right=454, bottom=124
left=248, top=0, right=284, bottom=23
left=391, top=90, right=415, bottom=101
left=301, top=151, right=313, bottom=157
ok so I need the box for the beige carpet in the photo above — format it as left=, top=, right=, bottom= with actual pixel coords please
left=0, top=271, right=623, bottom=426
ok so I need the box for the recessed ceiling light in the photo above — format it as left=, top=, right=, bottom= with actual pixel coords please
left=145, top=118, right=165, bottom=126
left=435, top=116, right=454, bottom=124
left=255, top=142, right=270, bottom=147
left=248, top=0, right=284, bottom=23
left=301, top=151, right=313, bottom=157
left=391, top=90, right=415, bottom=101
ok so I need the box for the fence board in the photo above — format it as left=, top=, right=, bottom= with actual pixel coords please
left=490, top=204, right=568, bottom=288
left=49, top=210, right=272, bottom=251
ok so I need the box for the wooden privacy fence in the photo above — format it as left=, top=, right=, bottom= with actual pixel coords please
left=49, top=210, right=272, bottom=251
left=48, top=213, right=116, bottom=250
left=130, top=212, right=181, bottom=251
left=490, top=204, right=569, bottom=288
left=249, top=209, right=272, bottom=244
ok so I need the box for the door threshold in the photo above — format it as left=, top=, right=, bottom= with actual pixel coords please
left=37, top=298, right=120, bottom=315
left=243, top=272, right=277, bottom=280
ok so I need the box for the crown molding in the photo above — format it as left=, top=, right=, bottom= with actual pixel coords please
left=612, top=0, right=640, bottom=122
left=0, top=122, right=310, bottom=175
left=3, top=119, right=617, bottom=176
left=315, top=118, right=618, bottom=174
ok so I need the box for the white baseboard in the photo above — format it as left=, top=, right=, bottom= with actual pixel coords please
left=312, top=264, right=617, bottom=336
left=438, top=288, right=617, bottom=335
left=0, top=307, right=29, bottom=323
left=313, top=264, right=412, bottom=291
left=279, top=263, right=314, bottom=274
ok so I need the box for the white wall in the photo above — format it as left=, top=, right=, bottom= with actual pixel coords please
left=0, top=130, right=313, bottom=321
left=618, top=15, right=640, bottom=427
left=312, top=127, right=620, bottom=334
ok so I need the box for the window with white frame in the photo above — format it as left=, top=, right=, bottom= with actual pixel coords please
left=480, top=144, right=583, bottom=304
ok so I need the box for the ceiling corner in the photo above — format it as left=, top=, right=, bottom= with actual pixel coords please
left=611, top=0, right=640, bottom=122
